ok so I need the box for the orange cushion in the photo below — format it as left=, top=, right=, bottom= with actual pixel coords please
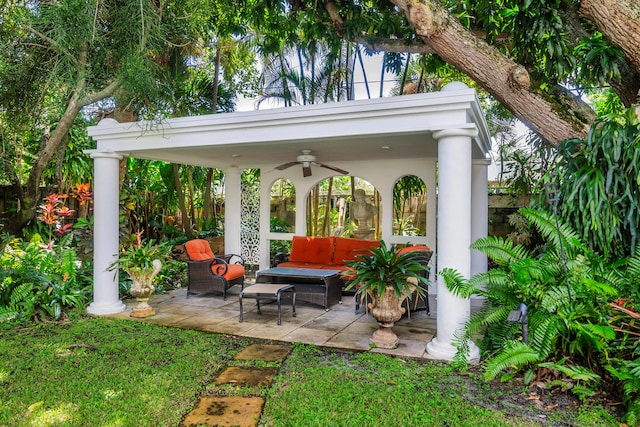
left=288, top=236, right=335, bottom=265
left=185, top=239, right=215, bottom=260
left=333, top=237, right=380, bottom=264
left=398, top=244, right=431, bottom=254
left=211, top=262, right=245, bottom=280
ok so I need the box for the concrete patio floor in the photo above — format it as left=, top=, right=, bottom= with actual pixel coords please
left=105, top=281, right=446, bottom=360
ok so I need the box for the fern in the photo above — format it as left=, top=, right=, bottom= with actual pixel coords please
left=440, top=268, right=474, bottom=298
left=470, top=236, right=529, bottom=266
left=539, top=360, right=600, bottom=384
left=0, top=283, right=34, bottom=322
left=521, top=207, right=581, bottom=257
left=528, top=314, right=563, bottom=359
left=484, top=341, right=541, bottom=380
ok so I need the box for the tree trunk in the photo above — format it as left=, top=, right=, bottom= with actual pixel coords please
left=580, top=0, right=640, bottom=79
left=390, top=0, right=594, bottom=146
left=203, top=168, right=213, bottom=221
left=173, top=163, right=192, bottom=234
left=322, top=177, right=334, bottom=235
left=212, top=46, right=221, bottom=113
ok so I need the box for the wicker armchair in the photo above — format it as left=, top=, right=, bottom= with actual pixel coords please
left=184, top=239, right=245, bottom=300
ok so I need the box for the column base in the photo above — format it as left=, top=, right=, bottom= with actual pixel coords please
left=87, top=300, right=126, bottom=315
left=426, top=336, right=480, bottom=362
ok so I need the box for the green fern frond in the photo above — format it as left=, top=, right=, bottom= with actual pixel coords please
left=440, top=268, right=475, bottom=298
left=528, top=314, right=563, bottom=359
left=538, top=360, right=600, bottom=383
left=0, top=306, right=20, bottom=322
left=580, top=278, right=618, bottom=298
left=471, top=236, right=529, bottom=266
left=478, top=304, right=512, bottom=327
left=540, top=286, right=571, bottom=313
left=521, top=207, right=581, bottom=256
left=624, top=398, right=640, bottom=427
left=627, top=251, right=640, bottom=277
left=484, top=341, right=541, bottom=380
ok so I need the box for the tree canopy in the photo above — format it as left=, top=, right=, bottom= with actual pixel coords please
left=1, top=0, right=639, bottom=236
left=253, top=0, right=639, bottom=146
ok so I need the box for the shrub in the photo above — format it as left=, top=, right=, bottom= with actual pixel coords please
left=0, top=234, right=90, bottom=323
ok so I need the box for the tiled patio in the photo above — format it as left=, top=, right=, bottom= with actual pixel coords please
left=105, top=281, right=442, bottom=360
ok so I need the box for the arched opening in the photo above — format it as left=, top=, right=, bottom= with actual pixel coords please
left=306, top=176, right=381, bottom=240
left=393, top=175, right=427, bottom=237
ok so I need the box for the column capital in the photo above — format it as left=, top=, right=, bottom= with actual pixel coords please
left=433, top=127, right=478, bottom=141
left=89, top=150, right=124, bottom=160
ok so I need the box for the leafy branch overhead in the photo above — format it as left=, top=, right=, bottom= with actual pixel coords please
left=270, top=0, right=640, bottom=146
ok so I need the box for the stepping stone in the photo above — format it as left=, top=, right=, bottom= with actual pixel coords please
left=181, top=396, right=263, bottom=427
left=234, top=344, right=292, bottom=362
left=215, top=366, right=279, bottom=387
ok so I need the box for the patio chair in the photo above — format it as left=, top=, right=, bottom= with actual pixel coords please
left=398, top=246, right=433, bottom=315
left=184, top=239, right=245, bottom=300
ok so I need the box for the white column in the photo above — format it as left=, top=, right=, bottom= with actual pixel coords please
left=224, top=167, right=242, bottom=255
left=87, top=151, right=126, bottom=315
left=426, top=128, right=480, bottom=361
left=471, top=159, right=490, bottom=277
left=259, top=173, right=271, bottom=270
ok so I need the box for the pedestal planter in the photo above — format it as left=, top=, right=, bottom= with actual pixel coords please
left=125, top=259, right=162, bottom=318
left=369, top=287, right=407, bottom=349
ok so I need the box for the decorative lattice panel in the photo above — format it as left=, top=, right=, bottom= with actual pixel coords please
left=240, top=171, right=260, bottom=267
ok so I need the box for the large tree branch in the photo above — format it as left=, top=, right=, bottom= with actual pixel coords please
left=389, top=0, right=594, bottom=146
left=559, top=5, right=640, bottom=107
left=79, top=79, right=122, bottom=106
left=580, top=0, right=640, bottom=80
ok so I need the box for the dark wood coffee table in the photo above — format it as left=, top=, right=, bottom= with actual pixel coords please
left=255, top=267, right=342, bottom=310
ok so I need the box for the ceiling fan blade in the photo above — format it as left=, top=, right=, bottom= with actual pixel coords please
left=275, top=161, right=299, bottom=171
left=316, top=162, right=349, bottom=175
left=302, top=164, right=312, bottom=177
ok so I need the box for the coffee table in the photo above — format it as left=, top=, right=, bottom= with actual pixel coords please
left=255, top=267, right=342, bottom=311
left=239, top=283, right=296, bottom=325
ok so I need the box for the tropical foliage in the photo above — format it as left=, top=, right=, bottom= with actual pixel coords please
left=0, top=234, right=90, bottom=323
left=552, top=107, right=640, bottom=260
left=443, top=207, right=640, bottom=424
left=344, top=241, right=429, bottom=300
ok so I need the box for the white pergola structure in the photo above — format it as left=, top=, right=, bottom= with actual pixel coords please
left=85, top=82, right=490, bottom=360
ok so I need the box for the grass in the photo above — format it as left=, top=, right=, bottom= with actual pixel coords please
left=0, top=316, right=621, bottom=426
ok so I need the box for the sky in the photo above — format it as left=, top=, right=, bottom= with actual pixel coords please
left=236, top=52, right=397, bottom=112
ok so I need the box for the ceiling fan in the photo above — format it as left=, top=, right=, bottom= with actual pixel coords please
left=275, top=150, right=349, bottom=177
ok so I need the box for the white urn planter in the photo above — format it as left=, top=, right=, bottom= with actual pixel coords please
left=125, top=259, right=162, bottom=318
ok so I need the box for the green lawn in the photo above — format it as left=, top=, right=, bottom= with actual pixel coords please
left=0, top=316, right=619, bottom=426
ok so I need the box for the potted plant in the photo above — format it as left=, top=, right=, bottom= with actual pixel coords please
left=109, top=233, right=171, bottom=318
left=344, top=241, right=429, bottom=349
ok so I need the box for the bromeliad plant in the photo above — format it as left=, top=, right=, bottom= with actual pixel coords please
left=109, top=232, right=171, bottom=273
left=443, top=208, right=620, bottom=398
